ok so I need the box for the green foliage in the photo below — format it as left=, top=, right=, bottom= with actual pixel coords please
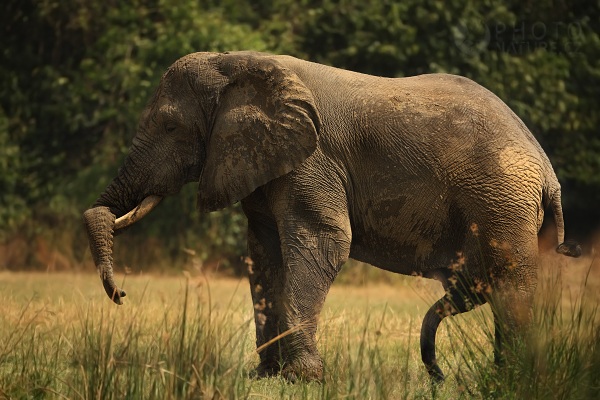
left=1, top=0, right=599, bottom=270
left=1, top=0, right=262, bottom=267
left=271, top=0, right=600, bottom=207
left=0, top=109, right=29, bottom=228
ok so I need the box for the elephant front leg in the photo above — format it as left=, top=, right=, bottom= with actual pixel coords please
left=246, top=220, right=286, bottom=377
left=246, top=167, right=352, bottom=381
left=275, top=230, right=351, bottom=381
left=248, top=222, right=350, bottom=381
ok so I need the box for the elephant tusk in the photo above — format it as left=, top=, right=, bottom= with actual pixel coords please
left=114, top=195, right=163, bottom=229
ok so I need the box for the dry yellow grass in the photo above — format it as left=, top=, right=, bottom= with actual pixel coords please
left=0, top=252, right=597, bottom=398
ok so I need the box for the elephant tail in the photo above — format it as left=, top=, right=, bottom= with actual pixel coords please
left=549, top=188, right=582, bottom=257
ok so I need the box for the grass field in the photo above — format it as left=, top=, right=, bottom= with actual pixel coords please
left=1, top=253, right=599, bottom=399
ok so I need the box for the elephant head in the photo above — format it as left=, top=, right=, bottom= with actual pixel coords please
left=82, top=52, right=321, bottom=304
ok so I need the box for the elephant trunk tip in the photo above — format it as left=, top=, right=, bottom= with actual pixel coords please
left=102, top=279, right=127, bottom=306
left=556, top=240, right=582, bottom=258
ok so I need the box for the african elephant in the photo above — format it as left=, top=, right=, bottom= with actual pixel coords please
left=82, top=51, right=581, bottom=381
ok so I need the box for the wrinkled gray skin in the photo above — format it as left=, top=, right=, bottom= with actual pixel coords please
left=82, top=51, right=581, bottom=382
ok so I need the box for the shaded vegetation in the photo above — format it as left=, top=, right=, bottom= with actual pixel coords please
left=1, top=0, right=599, bottom=271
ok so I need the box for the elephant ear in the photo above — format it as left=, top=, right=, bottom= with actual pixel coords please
left=197, top=53, right=321, bottom=212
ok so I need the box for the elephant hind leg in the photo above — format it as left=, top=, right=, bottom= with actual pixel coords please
left=420, top=281, right=488, bottom=382
left=490, top=279, right=536, bottom=367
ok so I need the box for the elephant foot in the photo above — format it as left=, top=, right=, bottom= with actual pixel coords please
left=251, top=353, right=323, bottom=383
left=281, top=360, right=323, bottom=382
left=249, top=362, right=280, bottom=379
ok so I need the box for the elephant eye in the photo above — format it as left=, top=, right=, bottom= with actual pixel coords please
left=165, top=123, right=177, bottom=133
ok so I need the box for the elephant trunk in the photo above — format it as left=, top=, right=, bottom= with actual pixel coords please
left=83, top=195, right=163, bottom=305
left=83, top=206, right=125, bottom=305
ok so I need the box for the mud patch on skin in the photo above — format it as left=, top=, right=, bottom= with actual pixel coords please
left=389, top=94, right=447, bottom=116
left=357, top=184, right=450, bottom=264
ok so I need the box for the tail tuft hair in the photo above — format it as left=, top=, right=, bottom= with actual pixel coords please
left=556, top=240, right=582, bottom=258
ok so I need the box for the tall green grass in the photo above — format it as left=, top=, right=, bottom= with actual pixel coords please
left=0, top=256, right=598, bottom=399
left=0, top=278, right=254, bottom=399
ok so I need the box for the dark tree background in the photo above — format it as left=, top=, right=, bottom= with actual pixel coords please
left=1, top=0, right=599, bottom=272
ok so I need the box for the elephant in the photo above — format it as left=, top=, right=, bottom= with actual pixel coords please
left=82, top=51, right=581, bottom=382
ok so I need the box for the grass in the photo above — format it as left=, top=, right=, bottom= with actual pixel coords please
left=0, top=253, right=599, bottom=399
